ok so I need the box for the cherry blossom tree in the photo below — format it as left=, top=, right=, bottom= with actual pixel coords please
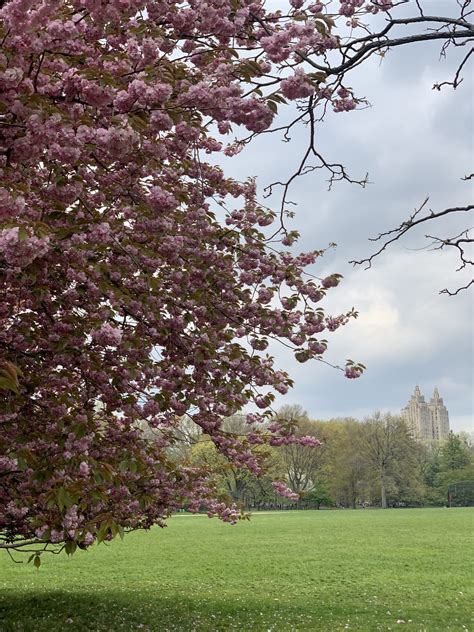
left=1, top=0, right=470, bottom=561
left=0, top=0, right=365, bottom=560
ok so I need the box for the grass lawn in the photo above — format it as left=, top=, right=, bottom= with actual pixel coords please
left=0, top=508, right=472, bottom=631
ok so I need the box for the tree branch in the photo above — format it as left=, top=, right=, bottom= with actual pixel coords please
left=299, top=19, right=474, bottom=76
left=350, top=201, right=474, bottom=270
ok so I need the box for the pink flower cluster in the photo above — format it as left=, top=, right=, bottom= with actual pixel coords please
left=93, top=323, right=123, bottom=347
left=339, top=0, right=364, bottom=17
left=272, top=481, right=299, bottom=500
left=0, top=227, right=50, bottom=268
left=345, top=366, right=363, bottom=379
left=281, top=70, right=315, bottom=100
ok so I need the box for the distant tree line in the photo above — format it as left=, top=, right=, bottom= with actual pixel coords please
left=168, top=406, right=474, bottom=510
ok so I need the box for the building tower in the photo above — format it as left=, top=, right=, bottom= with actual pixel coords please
left=428, top=387, right=450, bottom=440
left=401, top=386, right=432, bottom=440
left=401, top=386, right=450, bottom=441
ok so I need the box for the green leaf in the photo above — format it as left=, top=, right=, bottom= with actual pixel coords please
left=65, top=540, right=77, bottom=556
left=96, top=521, right=110, bottom=544
left=0, top=361, right=22, bottom=393
left=18, top=226, right=28, bottom=242
left=57, top=486, right=73, bottom=510
left=16, top=457, right=28, bottom=470
left=314, top=21, right=327, bottom=35
left=267, top=101, right=278, bottom=114
left=130, top=113, right=149, bottom=132
left=0, top=376, right=19, bottom=393
left=109, top=521, right=119, bottom=538
left=309, top=72, right=327, bottom=83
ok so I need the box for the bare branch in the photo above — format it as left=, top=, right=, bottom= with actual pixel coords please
left=426, top=228, right=473, bottom=271
left=264, top=96, right=368, bottom=234
left=440, top=279, right=474, bottom=295
left=350, top=197, right=430, bottom=268
left=349, top=198, right=474, bottom=270
left=299, top=17, right=474, bottom=76
left=433, top=47, right=474, bottom=90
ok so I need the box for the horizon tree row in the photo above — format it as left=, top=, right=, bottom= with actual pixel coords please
left=179, top=408, right=474, bottom=510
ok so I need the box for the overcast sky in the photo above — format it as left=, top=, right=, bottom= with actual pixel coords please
left=224, top=1, right=473, bottom=432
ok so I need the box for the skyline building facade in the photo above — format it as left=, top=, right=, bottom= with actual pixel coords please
left=401, top=386, right=450, bottom=441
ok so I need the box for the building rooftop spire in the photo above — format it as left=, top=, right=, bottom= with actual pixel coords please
left=430, top=387, right=443, bottom=405
left=412, top=385, right=425, bottom=402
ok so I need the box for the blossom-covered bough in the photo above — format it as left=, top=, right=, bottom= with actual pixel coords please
left=0, top=0, right=471, bottom=562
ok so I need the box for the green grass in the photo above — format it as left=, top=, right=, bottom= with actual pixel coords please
left=0, top=508, right=472, bottom=631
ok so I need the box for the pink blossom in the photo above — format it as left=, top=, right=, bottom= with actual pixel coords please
left=281, top=70, right=315, bottom=100
left=79, top=461, right=90, bottom=476
left=272, top=481, right=299, bottom=500
left=35, top=525, right=49, bottom=539
left=50, top=529, right=64, bottom=544
left=0, top=227, right=50, bottom=268
left=345, top=366, right=363, bottom=379
left=93, top=323, right=122, bottom=346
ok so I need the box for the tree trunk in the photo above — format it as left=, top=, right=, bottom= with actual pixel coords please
left=350, top=481, right=357, bottom=509
left=380, top=472, right=387, bottom=509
